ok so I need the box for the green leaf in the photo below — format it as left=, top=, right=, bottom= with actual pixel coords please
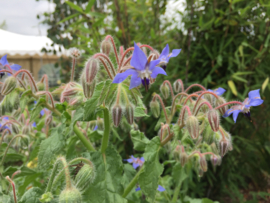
left=172, top=163, right=188, bottom=186
left=70, top=107, right=84, bottom=133
left=138, top=137, right=163, bottom=201
left=262, top=77, right=269, bottom=93
left=228, top=80, right=237, bottom=96
left=86, top=0, right=96, bottom=13
left=232, top=75, right=247, bottom=83
left=98, top=80, right=114, bottom=105
left=30, top=98, right=45, bottom=122
left=3, top=166, right=36, bottom=178
left=134, top=106, right=149, bottom=117
left=37, top=125, right=65, bottom=170
left=65, top=1, right=84, bottom=13
left=20, top=90, right=32, bottom=111
left=83, top=146, right=127, bottom=203
left=130, top=129, right=149, bottom=151
left=57, top=13, right=80, bottom=24
left=18, top=187, right=43, bottom=203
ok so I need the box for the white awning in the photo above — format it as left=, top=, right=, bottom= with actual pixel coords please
left=0, top=29, right=66, bottom=56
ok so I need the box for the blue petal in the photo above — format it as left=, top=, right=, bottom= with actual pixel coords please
left=125, top=158, right=133, bottom=163
left=34, top=101, right=37, bottom=104
left=160, top=44, right=170, bottom=58
left=93, top=125, right=98, bottom=131
left=130, top=42, right=148, bottom=71
left=133, top=163, right=140, bottom=169
left=32, top=122, right=37, bottom=127
left=4, top=117, right=9, bottom=120
left=157, top=185, right=165, bottom=192
left=151, top=67, right=167, bottom=79
left=170, top=49, right=181, bottom=58
left=0, top=55, right=8, bottom=66
left=40, top=109, right=45, bottom=116
left=248, top=89, right=261, bottom=100
left=247, top=98, right=264, bottom=107
left=232, top=110, right=241, bottom=123
left=223, top=108, right=234, bottom=117
left=140, top=157, right=145, bottom=162
left=135, top=187, right=141, bottom=191
left=10, top=64, right=21, bottom=71
left=149, top=59, right=161, bottom=71
left=207, top=89, right=214, bottom=93
left=113, top=69, right=137, bottom=84
left=129, top=72, right=141, bottom=89
left=215, top=87, right=226, bottom=96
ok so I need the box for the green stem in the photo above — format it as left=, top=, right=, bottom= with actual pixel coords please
left=45, top=161, right=59, bottom=193
left=73, top=125, right=95, bottom=152
left=172, top=180, right=183, bottom=202
left=59, top=157, right=72, bottom=189
left=122, top=167, right=144, bottom=198
left=100, top=107, right=110, bottom=154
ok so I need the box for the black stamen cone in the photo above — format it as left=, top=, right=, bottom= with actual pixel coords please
left=142, top=77, right=150, bottom=92
left=244, top=112, right=252, bottom=122
left=161, top=64, right=167, bottom=71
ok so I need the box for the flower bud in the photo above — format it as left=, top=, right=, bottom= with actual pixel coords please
left=1, top=76, right=17, bottom=95
left=40, top=192, right=53, bottom=203
left=96, top=118, right=104, bottom=130
left=36, top=81, right=45, bottom=91
left=173, top=80, right=183, bottom=93
left=207, top=110, right=219, bottom=132
left=84, top=58, right=99, bottom=84
left=22, top=125, right=31, bottom=135
left=180, top=146, right=188, bottom=167
left=59, top=187, right=82, bottom=203
left=159, top=124, right=170, bottom=141
left=112, top=105, right=122, bottom=127
left=81, top=75, right=96, bottom=99
left=101, top=40, right=111, bottom=55
left=11, top=124, right=20, bottom=134
left=69, top=48, right=81, bottom=59
left=89, top=121, right=97, bottom=130
left=150, top=100, right=160, bottom=118
left=211, top=155, right=221, bottom=167
left=198, top=168, right=204, bottom=177
left=160, top=83, right=170, bottom=99
left=219, top=139, right=229, bottom=157
left=203, top=124, right=214, bottom=144
left=125, top=104, right=134, bottom=125
left=215, top=97, right=228, bottom=115
left=45, top=115, right=52, bottom=126
left=203, top=94, right=213, bottom=104
left=173, top=145, right=181, bottom=161
left=199, top=156, right=207, bottom=172
left=186, top=116, right=199, bottom=139
left=75, top=163, right=95, bottom=191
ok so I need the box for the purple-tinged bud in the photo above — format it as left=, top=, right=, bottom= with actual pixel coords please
left=112, top=105, right=122, bottom=127
left=45, top=115, right=52, bottom=126
left=81, top=75, right=96, bottom=99
left=180, top=146, right=188, bottom=167
left=173, top=80, right=183, bottom=93
left=1, top=76, right=17, bottom=95
left=159, top=124, right=170, bottom=141
left=219, top=139, right=229, bottom=157
left=199, top=155, right=208, bottom=172
left=84, top=58, right=99, bottom=84
left=160, top=83, right=170, bottom=99
left=207, top=110, right=219, bottom=132
left=125, top=104, right=134, bottom=125
left=150, top=100, right=160, bottom=118
left=75, top=163, right=95, bottom=191
left=215, top=97, right=228, bottom=115
left=69, top=47, right=81, bottom=59
left=211, top=155, right=222, bottom=167
left=59, top=187, right=82, bottom=203
left=101, top=40, right=112, bottom=55
left=186, top=116, right=199, bottom=139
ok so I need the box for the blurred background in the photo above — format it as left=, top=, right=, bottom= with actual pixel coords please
left=1, top=0, right=270, bottom=202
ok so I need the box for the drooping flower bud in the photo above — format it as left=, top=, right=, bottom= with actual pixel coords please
left=96, top=118, right=104, bottom=130
left=207, top=110, right=219, bottom=132
left=81, top=75, right=96, bottom=99
left=75, top=163, right=95, bottom=191
left=112, top=105, right=122, bottom=127
left=211, top=155, right=222, bottom=167
left=101, top=40, right=112, bottom=55
left=84, top=58, right=99, bottom=84
left=125, top=104, right=134, bottom=125
left=199, top=155, right=208, bottom=172
left=40, top=192, right=54, bottom=203
left=198, top=168, right=204, bottom=177
left=22, top=125, right=31, bottom=135
left=159, top=124, right=170, bottom=141
left=219, top=139, right=229, bottom=157
left=160, top=83, right=170, bottom=99
left=173, top=145, right=181, bottom=162
left=36, top=81, right=45, bottom=91
left=11, top=124, right=20, bottom=134
left=1, top=76, right=17, bottom=95
left=203, top=94, right=213, bottom=104
left=45, top=115, right=52, bottom=126
left=59, top=187, right=82, bottom=203
left=215, top=97, right=228, bottom=115
left=173, top=80, right=183, bottom=93
left=203, top=124, right=214, bottom=144
left=186, top=116, right=199, bottom=139
left=180, top=146, right=188, bottom=167
left=150, top=100, right=160, bottom=118
left=89, top=121, right=97, bottom=130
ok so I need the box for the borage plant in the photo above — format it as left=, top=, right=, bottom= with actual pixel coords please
left=0, top=35, right=263, bottom=203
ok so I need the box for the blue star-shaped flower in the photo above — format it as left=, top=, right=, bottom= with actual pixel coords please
left=0, top=55, right=21, bottom=76
left=223, top=89, right=264, bottom=123
left=135, top=185, right=165, bottom=192
left=113, top=42, right=166, bottom=91
left=158, top=44, right=181, bottom=70
left=124, top=155, right=145, bottom=169
left=208, top=87, right=226, bottom=96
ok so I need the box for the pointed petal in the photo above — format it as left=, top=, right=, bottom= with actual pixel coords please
left=248, top=89, right=261, bottom=100
left=0, top=55, right=8, bottom=66
left=140, top=157, right=145, bottom=162
left=32, top=122, right=37, bottom=127
left=247, top=98, right=264, bottom=107
left=112, top=69, right=137, bottom=84
left=129, top=72, right=141, bottom=89
left=170, top=49, right=181, bottom=57
left=125, top=158, right=133, bottom=163
left=151, top=67, right=167, bottom=79
left=232, top=110, right=241, bottom=123
left=130, top=42, right=147, bottom=71
left=132, top=163, right=140, bottom=169
left=207, top=89, right=214, bottom=93
left=223, top=108, right=234, bottom=117
left=160, top=44, right=170, bottom=58
left=215, top=87, right=226, bottom=96
left=10, top=64, right=21, bottom=71
left=40, top=109, right=45, bottom=116
left=135, top=187, right=141, bottom=191
left=93, top=125, right=98, bottom=131
left=149, top=59, right=161, bottom=71
left=157, top=185, right=166, bottom=192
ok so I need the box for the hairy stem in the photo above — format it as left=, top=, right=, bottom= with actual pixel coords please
left=100, top=107, right=110, bottom=154
left=215, top=101, right=243, bottom=110
left=70, top=58, right=76, bottom=82
left=73, top=124, right=96, bottom=152
left=154, top=94, right=169, bottom=124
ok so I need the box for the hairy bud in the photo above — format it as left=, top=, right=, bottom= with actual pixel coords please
left=40, top=192, right=53, bottom=203
left=45, top=115, right=52, bottom=126
left=36, top=81, right=45, bottom=91
left=11, top=124, right=20, bottom=134
left=173, top=145, right=181, bottom=161
left=96, top=118, right=104, bottom=130
left=69, top=48, right=81, bottom=59
left=112, top=105, right=122, bottom=127
left=1, top=76, right=17, bottom=95
left=22, top=125, right=31, bottom=135
left=207, top=110, right=219, bottom=132
left=180, top=146, right=188, bottom=167
left=211, top=155, right=221, bottom=167
left=125, top=104, right=134, bottom=125
left=75, top=163, right=95, bottom=191
left=203, top=124, right=214, bottom=144
left=101, top=40, right=112, bottom=55
left=150, top=100, right=160, bottom=118
left=203, top=94, right=213, bottom=104
left=59, top=188, right=82, bottom=203
left=186, top=116, right=199, bottom=139
left=173, top=80, right=183, bottom=93
left=84, top=58, right=99, bottom=84
left=215, top=97, right=228, bottom=115
left=219, top=139, right=229, bottom=157
left=199, top=156, right=208, bottom=172
left=81, top=75, right=96, bottom=99
left=160, top=83, right=170, bottom=99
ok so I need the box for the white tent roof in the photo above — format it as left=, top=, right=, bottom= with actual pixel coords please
left=0, top=29, right=66, bottom=56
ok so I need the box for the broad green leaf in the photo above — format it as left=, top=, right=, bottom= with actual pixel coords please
left=18, top=187, right=43, bottom=203
left=130, top=129, right=149, bottom=151
left=3, top=166, right=36, bottom=177
left=262, top=77, right=269, bottom=93
left=138, top=137, right=163, bottom=201
left=65, top=1, right=84, bottom=13
left=134, top=106, right=149, bottom=117
left=83, top=146, right=127, bottom=203
left=69, top=107, right=84, bottom=133
left=86, top=0, right=96, bottom=12
left=228, top=80, right=237, bottom=96
left=172, top=163, right=188, bottom=186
